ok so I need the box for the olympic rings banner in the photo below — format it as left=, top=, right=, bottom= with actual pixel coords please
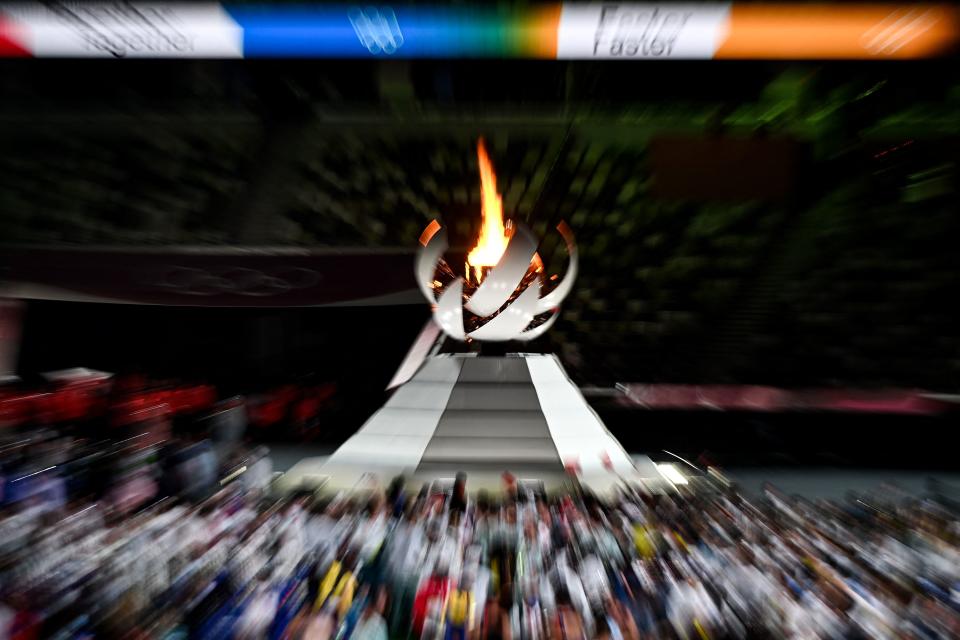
left=0, top=3, right=957, bottom=59
left=0, top=247, right=423, bottom=307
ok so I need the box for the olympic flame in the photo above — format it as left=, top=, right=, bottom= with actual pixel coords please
left=466, top=139, right=510, bottom=284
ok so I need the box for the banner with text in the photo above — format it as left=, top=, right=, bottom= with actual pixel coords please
left=0, top=3, right=956, bottom=59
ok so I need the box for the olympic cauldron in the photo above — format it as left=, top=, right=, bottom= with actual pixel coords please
left=282, top=141, right=651, bottom=495
left=415, top=140, right=577, bottom=342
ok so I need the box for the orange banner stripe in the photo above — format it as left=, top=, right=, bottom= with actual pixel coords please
left=716, top=4, right=959, bottom=59
left=525, top=4, right=563, bottom=59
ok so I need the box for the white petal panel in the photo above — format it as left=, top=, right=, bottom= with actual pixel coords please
left=516, top=310, right=559, bottom=342
left=415, top=220, right=577, bottom=343
left=464, top=224, right=538, bottom=317
left=433, top=279, right=466, bottom=340
left=467, top=279, right=540, bottom=341
left=415, top=226, right=447, bottom=301
left=537, top=222, right=578, bottom=312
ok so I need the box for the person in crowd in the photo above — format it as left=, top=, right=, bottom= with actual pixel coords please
left=550, top=585, right=587, bottom=640
left=352, top=588, right=388, bottom=640
left=450, top=472, right=468, bottom=521
left=412, top=561, right=452, bottom=639
left=442, top=574, right=475, bottom=640
left=479, top=590, right=512, bottom=640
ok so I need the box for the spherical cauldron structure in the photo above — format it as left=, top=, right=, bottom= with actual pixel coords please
left=415, top=220, right=577, bottom=342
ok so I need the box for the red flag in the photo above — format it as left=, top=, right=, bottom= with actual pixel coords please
left=0, top=17, right=30, bottom=57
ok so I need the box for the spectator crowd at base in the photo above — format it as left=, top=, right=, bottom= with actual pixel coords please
left=1, top=436, right=960, bottom=639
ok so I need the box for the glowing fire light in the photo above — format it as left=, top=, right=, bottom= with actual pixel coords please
left=466, top=139, right=510, bottom=283
left=466, top=139, right=542, bottom=285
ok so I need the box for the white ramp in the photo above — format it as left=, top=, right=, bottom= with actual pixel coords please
left=282, top=354, right=659, bottom=494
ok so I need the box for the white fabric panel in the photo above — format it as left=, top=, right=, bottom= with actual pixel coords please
left=456, top=357, right=531, bottom=382
left=417, top=355, right=560, bottom=470
left=432, top=411, right=553, bottom=437
left=421, top=437, right=561, bottom=463
left=390, top=382, right=469, bottom=409
left=410, top=356, right=469, bottom=383
left=444, top=384, right=542, bottom=410
left=323, top=433, right=440, bottom=466
left=321, top=356, right=463, bottom=472
left=526, top=355, right=637, bottom=474
left=359, top=409, right=450, bottom=437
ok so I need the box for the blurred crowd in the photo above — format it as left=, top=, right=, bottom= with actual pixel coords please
left=2, top=435, right=959, bottom=640
left=0, top=371, right=337, bottom=446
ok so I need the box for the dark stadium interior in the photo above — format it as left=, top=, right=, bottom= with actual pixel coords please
left=3, top=58, right=958, bottom=468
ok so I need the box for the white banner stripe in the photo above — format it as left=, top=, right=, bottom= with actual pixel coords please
left=557, top=2, right=732, bottom=59
left=6, top=2, right=242, bottom=58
